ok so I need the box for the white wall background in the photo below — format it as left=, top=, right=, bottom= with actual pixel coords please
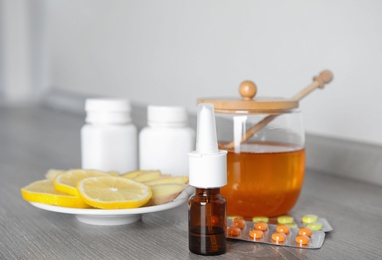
left=2, top=0, right=382, bottom=145
left=0, top=0, right=47, bottom=102
left=0, top=0, right=32, bottom=102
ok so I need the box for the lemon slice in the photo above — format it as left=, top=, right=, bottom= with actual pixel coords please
left=77, top=176, right=152, bottom=209
left=21, top=179, right=89, bottom=208
left=54, top=169, right=108, bottom=196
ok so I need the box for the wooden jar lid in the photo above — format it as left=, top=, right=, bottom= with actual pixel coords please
left=198, top=81, right=298, bottom=114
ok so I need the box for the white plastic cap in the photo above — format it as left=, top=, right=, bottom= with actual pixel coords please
left=85, top=99, right=132, bottom=124
left=188, top=103, right=227, bottom=188
left=147, top=105, right=188, bottom=127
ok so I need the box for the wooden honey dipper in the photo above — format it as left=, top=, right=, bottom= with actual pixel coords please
left=222, top=70, right=334, bottom=150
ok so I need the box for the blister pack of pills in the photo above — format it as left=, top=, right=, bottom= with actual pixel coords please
left=227, top=214, right=332, bottom=249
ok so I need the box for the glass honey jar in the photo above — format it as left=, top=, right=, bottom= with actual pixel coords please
left=198, top=81, right=305, bottom=218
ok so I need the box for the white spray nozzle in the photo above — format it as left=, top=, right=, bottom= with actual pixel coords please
left=196, top=103, right=218, bottom=154
left=189, top=103, right=227, bottom=188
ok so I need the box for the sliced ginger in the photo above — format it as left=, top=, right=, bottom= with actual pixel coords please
left=144, top=176, right=189, bottom=186
left=121, top=170, right=148, bottom=179
left=145, top=183, right=188, bottom=206
left=132, top=170, right=162, bottom=182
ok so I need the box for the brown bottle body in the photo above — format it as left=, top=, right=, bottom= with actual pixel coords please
left=188, top=188, right=227, bottom=256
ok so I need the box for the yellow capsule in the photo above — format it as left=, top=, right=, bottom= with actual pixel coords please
left=277, top=215, right=294, bottom=224
left=306, top=222, right=323, bottom=231
left=285, top=223, right=298, bottom=228
left=302, top=214, right=318, bottom=224
left=252, top=216, right=269, bottom=223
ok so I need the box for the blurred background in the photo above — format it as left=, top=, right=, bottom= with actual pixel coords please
left=1, top=0, right=381, bottom=146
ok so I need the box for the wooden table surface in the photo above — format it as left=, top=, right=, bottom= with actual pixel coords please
left=1, top=105, right=382, bottom=260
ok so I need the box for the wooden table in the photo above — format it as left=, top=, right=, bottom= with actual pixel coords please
left=1, top=105, right=382, bottom=259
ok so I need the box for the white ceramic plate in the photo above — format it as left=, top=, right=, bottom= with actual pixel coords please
left=29, top=190, right=188, bottom=226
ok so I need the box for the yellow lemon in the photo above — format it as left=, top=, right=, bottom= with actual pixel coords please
left=77, top=176, right=152, bottom=209
left=54, top=169, right=108, bottom=196
left=21, top=179, right=89, bottom=208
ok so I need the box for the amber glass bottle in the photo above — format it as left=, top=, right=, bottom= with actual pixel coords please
left=188, top=188, right=227, bottom=255
left=188, top=103, right=228, bottom=256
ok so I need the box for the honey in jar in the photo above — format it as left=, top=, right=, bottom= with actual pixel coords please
left=222, top=142, right=305, bottom=217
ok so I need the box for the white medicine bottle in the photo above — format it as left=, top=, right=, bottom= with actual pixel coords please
left=81, top=99, right=138, bottom=173
left=139, top=105, right=195, bottom=176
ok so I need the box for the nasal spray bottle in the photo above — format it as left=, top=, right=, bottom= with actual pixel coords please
left=188, top=103, right=227, bottom=256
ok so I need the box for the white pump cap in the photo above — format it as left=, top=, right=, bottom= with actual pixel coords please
left=188, top=103, right=227, bottom=188
left=85, top=99, right=132, bottom=124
